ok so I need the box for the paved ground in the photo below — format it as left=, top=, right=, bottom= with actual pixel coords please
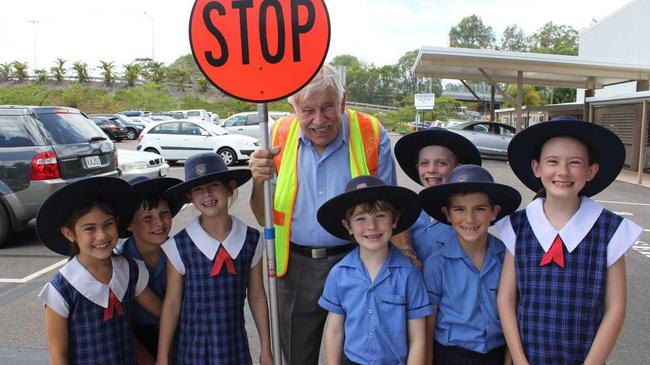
left=0, top=136, right=649, bottom=364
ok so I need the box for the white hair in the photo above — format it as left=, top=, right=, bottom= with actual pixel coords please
left=288, top=64, right=344, bottom=107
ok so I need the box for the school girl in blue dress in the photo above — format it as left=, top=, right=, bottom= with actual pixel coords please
left=316, top=175, right=432, bottom=365
left=157, top=153, right=273, bottom=365
left=116, top=176, right=182, bottom=363
left=38, top=177, right=162, bottom=364
left=394, top=128, right=482, bottom=264
left=496, top=116, right=644, bottom=364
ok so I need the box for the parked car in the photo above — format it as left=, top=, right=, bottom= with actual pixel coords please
left=220, top=112, right=275, bottom=139
left=117, top=149, right=169, bottom=180
left=118, top=110, right=151, bottom=118
left=137, top=120, right=260, bottom=166
left=149, top=115, right=175, bottom=122
left=90, top=114, right=145, bottom=140
left=169, top=109, right=212, bottom=123
left=269, top=111, right=290, bottom=121
left=447, top=121, right=516, bottom=159
left=90, top=116, right=129, bottom=141
left=407, top=121, right=431, bottom=132
left=0, top=105, right=118, bottom=246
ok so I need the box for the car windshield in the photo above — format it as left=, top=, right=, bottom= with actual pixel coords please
left=202, top=123, right=229, bottom=135
left=35, top=112, right=105, bottom=144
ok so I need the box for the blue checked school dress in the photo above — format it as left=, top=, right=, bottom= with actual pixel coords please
left=165, top=216, right=260, bottom=365
left=496, top=197, right=642, bottom=365
left=39, top=256, right=148, bottom=365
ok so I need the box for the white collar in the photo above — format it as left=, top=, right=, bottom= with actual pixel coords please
left=185, top=215, right=246, bottom=260
left=59, top=256, right=130, bottom=308
left=526, top=196, right=603, bottom=253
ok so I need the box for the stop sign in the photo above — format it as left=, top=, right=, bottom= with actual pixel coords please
left=189, top=0, right=331, bottom=102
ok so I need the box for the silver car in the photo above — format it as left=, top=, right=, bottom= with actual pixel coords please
left=117, top=149, right=169, bottom=181
left=446, top=121, right=516, bottom=159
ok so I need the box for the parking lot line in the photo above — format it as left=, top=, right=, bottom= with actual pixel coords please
left=0, top=259, right=67, bottom=283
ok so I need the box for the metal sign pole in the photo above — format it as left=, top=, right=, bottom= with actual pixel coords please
left=257, top=102, right=282, bottom=365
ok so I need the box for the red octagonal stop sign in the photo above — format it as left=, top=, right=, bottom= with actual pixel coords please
left=189, top=0, right=331, bottom=102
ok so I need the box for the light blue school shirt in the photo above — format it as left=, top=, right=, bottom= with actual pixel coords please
left=423, top=233, right=505, bottom=354
left=410, top=211, right=455, bottom=262
left=116, top=238, right=166, bottom=327
left=318, top=245, right=432, bottom=365
left=290, top=112, right=396, bottom=247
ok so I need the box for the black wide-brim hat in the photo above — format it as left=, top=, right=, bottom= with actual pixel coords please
left=36, top=177, right=136, bottom=256
left=317, top=175, right=421, bottom=240
left=419, top=165, right=521, bottom=225
left=164, top=152, right=251, bottom=206
left=508, top=116, right=625, bottom=197
left=395, top=127, right=482, bottom=185
left=118, top=176, right=185, bottom=238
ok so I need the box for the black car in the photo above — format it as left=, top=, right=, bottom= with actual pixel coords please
left=0, top=106, right=118, bottom=246
left=90, top=116, right=129, bottom=141
left=90, top=114, right=145, bottom=140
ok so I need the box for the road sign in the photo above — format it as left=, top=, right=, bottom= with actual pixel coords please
left=414, top=93, right=435, bottom=110
left=189, top=0, right=331, bottom=102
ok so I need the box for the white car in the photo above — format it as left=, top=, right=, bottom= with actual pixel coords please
left=137, top=120, right=260, bottom=166
left=117, top=149, right=169, bottom=180
left=220, top=111, right=276, bottom=139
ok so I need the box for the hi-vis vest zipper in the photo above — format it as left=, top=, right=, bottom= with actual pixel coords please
left=270, top=109, right=380, bottom=276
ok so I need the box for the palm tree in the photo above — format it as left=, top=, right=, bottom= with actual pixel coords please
left=0, top=62, right=12, bottom=82
left=35, top=69, right=49, bottom=83
left=98, top=60, right=116, bottom=86
left=122, top=63, right=141, bottom=87
left=71, top=61, right=89, bottom=83
left=170, top=66, right=192, bottom=92
left=195, top=77, right=210, bottom=93
left=12, top=61, right=30, bottom=82
left=50, top=58, right=67, bottom=83
left=148, top=61, right=166, bottom=84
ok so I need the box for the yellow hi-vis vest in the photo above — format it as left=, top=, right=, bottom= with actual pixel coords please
left=271, top=109, right=380, bottom=276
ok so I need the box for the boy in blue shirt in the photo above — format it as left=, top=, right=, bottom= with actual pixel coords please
left=317, top=175, right=432, bottom=365
left=418, top=165, right=521, bottom=364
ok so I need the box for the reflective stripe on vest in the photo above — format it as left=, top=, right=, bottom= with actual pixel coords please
left=271, top=109, right=380, bottom=276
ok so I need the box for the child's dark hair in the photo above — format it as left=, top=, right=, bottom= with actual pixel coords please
left=446, top=191, right=497, bottom=208
left=62, top=201, right=116, bottom=258
left=343, top=200, right=400, bottom=225
left=532, top=135, right=596, bottom=200
left=137, top=195, right=165, bottom=211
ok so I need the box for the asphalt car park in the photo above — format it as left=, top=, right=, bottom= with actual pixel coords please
left=0, top=135, right=648, bottom=364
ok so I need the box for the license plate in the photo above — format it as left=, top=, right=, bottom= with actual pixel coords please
left=85, top=155, right=102, bottom=168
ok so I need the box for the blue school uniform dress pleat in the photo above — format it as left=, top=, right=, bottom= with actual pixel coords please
left=172, top=223, right=259, bottom=365
left=497, top=197, right=643, bottom=365
left=50, top=258, right=139, bottom=365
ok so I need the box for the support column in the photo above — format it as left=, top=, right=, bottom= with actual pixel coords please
left=516, top=71, right=523, bottom=131
left=583, top=89, right=595, bottom=121
left=490, top=86, right=495, bottom=121
left=638, top=100, right=648, bottom=184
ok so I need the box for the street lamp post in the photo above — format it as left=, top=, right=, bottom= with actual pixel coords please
left=28, top=19, right=39, bottom=74
left=144, top=12, right=155, bottom=61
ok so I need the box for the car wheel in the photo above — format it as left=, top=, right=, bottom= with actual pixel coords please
left=126, top=128, right=137, bottom=140
left=0, top=204, right=11, bottom=247
left=218, top=147, right=237, bottom=166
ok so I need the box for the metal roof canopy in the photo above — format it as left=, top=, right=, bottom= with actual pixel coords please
left=413, top=46, right=650, bottom=89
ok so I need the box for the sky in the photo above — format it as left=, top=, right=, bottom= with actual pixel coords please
left=0, top=0, right=635, bottom=72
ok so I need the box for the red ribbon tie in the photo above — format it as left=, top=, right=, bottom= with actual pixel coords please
left=539, top=234, right=565, bottom=269
left=211, top=246, right=238, bottom=277
left=103, top=289, right=124, bottom=321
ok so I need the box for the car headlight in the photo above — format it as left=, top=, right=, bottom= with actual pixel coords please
left=120, top=162, right=149, bottom=171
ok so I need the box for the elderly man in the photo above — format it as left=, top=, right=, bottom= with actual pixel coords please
left=249, top=64, right=396, bottom=364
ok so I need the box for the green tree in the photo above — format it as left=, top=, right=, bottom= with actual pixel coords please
left=505, top=84, right=544, bottom=106
left=500, top=24, right=528, bottom=52
left=149, top=61, right=166, bottom=84
left=528, top=22, right=578, bottom=55
left=195, top=76, right=211, bottom=93
left=168, top=66, right=193, bottom=92
left=122, top=63, right=142, bottom=87
left=98, top=60, right=116, bottom=87
left=12, top=61, right=30, bottom=82
left=449, top=15, right=496, bottom=49
left=71, top=61, right=89, bottom=83
left=35, top=69, right=49, bottom=83
left=50, top=58, right=67, bottom=83
left=0, top=62, right=12, bottom=81
left=395, top=50, right=442, bottom=98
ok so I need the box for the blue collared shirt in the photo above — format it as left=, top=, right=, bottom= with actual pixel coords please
left=319, top=245, right=432, bottom=365
left=410, top=211, right=455, bottom=262
left=423, top=233, right=506, bottom=354
left=116, top=237, right=166, bottom=327
left=290, top=112, right=396, bottom=247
